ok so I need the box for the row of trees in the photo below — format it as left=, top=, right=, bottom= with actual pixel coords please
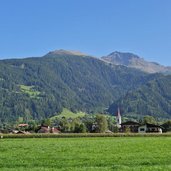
left=43, top=115, right=109, bottom=133
left=0, top=114, right=112, bottom=133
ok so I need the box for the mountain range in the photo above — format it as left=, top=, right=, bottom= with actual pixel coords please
left=0, top=49, right=171, bottom=123
left=101, top=51, right=171, bottom=74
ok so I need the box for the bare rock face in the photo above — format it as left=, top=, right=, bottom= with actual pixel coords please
left=101, top=51, right=171, bottom=74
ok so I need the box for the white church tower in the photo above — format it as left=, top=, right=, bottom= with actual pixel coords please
left=116, top=107, right=121, bottom=128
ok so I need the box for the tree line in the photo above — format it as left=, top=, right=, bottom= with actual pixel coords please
left=1, top=114, right=171, bottom=134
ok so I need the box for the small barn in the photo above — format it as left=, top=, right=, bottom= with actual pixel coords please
left=37, top=126, right=60, bottom=134
left=50, top=127, right=60, bottom=134
left=16, top=131, right=31, bottom=134
left=18, top=124, right=28, bottom=127
left=138, top=123, right=163, bottom=133
left=37, top=126, right=50, bottom=133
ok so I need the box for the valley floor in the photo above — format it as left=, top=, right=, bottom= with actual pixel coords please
left=0, top=137, right=171, bottom=171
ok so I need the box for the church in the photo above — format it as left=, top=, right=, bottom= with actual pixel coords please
left=115, top=109, right=163, bottom=133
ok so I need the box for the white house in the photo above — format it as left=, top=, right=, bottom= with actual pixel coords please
left=138, top=123, right=163, bottom=133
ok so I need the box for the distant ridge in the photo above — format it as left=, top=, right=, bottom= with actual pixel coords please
left=101, top=51, right=171, bottom=74
left=45, top=49, right=88, bottom=57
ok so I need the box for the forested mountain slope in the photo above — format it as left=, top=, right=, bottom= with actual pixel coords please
left=108, top=75, right=171, bottom=119
left=1, top=49, right=171, bottom=123
left=0, top=50, right=151, bottom=123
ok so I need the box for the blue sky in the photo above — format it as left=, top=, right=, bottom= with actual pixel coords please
left=0, top=0, right=171, bottom=65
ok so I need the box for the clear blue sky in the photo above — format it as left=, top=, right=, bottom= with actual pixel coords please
left=0, top=0, right=171, bottom=65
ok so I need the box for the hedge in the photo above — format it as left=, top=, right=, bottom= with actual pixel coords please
left=1, top=133, right=171, bottom=138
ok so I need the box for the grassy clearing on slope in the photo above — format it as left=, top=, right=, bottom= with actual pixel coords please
left=19, top=85, right=41, bottom=98
left=0, top=137, right=171, bottom=171
left=51, top=108, right=86, bottom=119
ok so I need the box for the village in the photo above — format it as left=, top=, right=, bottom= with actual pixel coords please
left=0, top=108, right=167, bottom=135
left=116, top=108, right=163, bottom=134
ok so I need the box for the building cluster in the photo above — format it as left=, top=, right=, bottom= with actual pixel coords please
left=4, top=124, right=60, bottom=135
left=116, top=108, right=163, bottom=133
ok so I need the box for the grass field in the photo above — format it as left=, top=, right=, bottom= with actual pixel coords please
left=0, top=137, right=171, bottom=171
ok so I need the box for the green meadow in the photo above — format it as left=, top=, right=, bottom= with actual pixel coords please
left=51, top=108, right=86, bottom=119
left=0, top=137, right=171, bottom=171
left=19, top=85, right=41, bottom=98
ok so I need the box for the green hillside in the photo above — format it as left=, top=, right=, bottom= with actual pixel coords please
left=0, top=51, right=151, bottom=123
left=108, top=75, right=171, bottom=119
left=0, top=50, right=171, bottom=124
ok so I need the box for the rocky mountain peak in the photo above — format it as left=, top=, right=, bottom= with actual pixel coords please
left=102, top=51, right=142, bottom=65
left=101, top=51, right=171, bottom=74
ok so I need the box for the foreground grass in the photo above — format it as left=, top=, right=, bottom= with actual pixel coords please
left=0, top=137, right=171, bottom=171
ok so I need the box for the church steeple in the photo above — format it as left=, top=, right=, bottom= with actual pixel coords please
left=116, top=107, right=121, bottom=128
